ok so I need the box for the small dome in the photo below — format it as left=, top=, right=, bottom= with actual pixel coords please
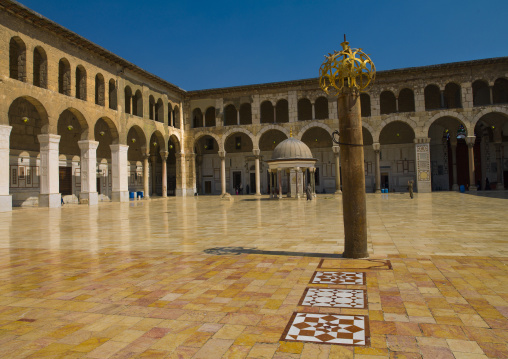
left=271, top=137, right=314, bottom=160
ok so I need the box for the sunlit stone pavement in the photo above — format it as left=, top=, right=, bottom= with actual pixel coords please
left=0, top=192, right=507, bottom=358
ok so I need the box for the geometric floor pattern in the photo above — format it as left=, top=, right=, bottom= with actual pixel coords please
left=299, top=288, right=367, bottom=309
left=281, top=312, right=369, bottom=346
left=318, top=258, right=392, bottom=270
left=310, top=271, right=366, bottom=285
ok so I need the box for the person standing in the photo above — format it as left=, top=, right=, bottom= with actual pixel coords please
left=408, top=180, right=414, bottom=199
left=306, top=184, right=313, bottom=200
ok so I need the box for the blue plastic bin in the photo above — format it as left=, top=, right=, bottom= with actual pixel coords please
left=137, top=191, right=144, bottom=198
left=129, top=192, right=135, bottom=199
left=459, top=185, right=465, bottom=193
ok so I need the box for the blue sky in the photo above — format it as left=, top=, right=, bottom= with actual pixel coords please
left=18, top=0, right=508, bottom=91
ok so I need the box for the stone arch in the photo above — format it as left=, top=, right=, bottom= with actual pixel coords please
left=94, top=116, right=119, bottom=159
left=298, top=98, right=312, bottom=121
left=472, top=80, right=490, bottom=106
left=58, top=58, right=71, bottom=96
left=108, top=79, right=117, bottom=110
left=124, top=86, right=132, bottom=114
left=222, top=127, right=255, bottom=150
left=192, top=131, right=223, bottom=153
left=275, top=99, right=289, bottom=123
left=126, top=125, right=147, bottom=161
left=173, top=105, right=181, bottom=129
left=360, top=93, right=371, bottom=117
left=149, top=130, right=166, bottom=154
left=75, top=65, right=87, bottom=101
left=255, top=125, right=290, bottom=148
left=258, top=128, right=289, bottom=151
left=95, top=73, right=105, bottom=106
left=424, top=110, right=470, bottom=136
left=315, top=96, right=329, bottom=119
left=9, top=36, right=26, bottom=82
left=378, top=115, right=418, bottom=139
left=133, top=90, right=143, bottom=117
left=444, top=82, right=461, bottom=109
left=362, top=122, right=376, bottom=143
left=300, top=126, right=333, bottom=149
left=472, top=107, right=508, bottom=130
left=380, top=90, right=396, bottom=115
left=493, top=78, right=508, bottom=104
left=239, top=103, right=252, bottom=125
left=205, top=106, right=216, bottom=127
left=192, top=108, right=203, bottom=128
left=168, top=133, right=182, bottom=153
left=224, top=130, right=254, bottom=153
left=156, top=98, right=164, bottom=123
left=33, top=46, right=47, bottom=89
left=57, top=108, right=89, bottom=156
left=424, top=84, right=441, bottom=110
left=224, top=104, right=237, bottom=126
left=295, top=121, right=333, bottom=140
left=8, top=96, right=49, bottom=152
left=260, top=100, right=274, bottom=124
left=167, top=103, right=173, bottom=126
left=398, top=88, right=415, bottom=112
left=379, top=120, right=415, bottom=145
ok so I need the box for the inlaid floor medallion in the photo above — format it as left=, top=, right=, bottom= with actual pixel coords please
left=299, top=288, right=367, bottom=309
left=310, top=271, right=366, bottom=285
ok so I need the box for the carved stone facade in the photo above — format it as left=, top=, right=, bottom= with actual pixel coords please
left=1, top=1, right=507, bottom=211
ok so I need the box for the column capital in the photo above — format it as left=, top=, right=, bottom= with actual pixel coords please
left=253, top=149, right=260, bottom=157
left=372, top=142, right=381, bottom=151
left=160, top=150, right=169, bottom=160
left=0, top=125, right=12, bottom=150
left=37, top=133, right=61, bottom=144
left=77, top=140, right=99, bottom=151
left=414, top=137, right=431, bottom=144
left=332, top=145, right=340, bottom=155
left=110, top=144, right=129, bottom=153
left=218, top=150, right=226, bottom=159
left=466, top=136, right=476, bottom=146
left=0, top=125, right=12, bottom=137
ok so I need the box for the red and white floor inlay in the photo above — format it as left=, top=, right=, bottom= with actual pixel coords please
left=299, top=288, right=367, bottom=309
left=310, top=271, right=366, bottom=285
left=281, top=312, right=369, bottom=346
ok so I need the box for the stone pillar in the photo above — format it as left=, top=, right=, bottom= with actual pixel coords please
left=253, top=149, right=261, bottom=195
left=143, top=152, right=150, bottom=199
left=219, top=150, right=226, bottom=195
left=78, top=140, right=99, bottom=205
left=237, top=110, right=240, bottom=125
left=495, top=143, right=504, bottom=190
left=160, top=151, right=168, bottom=197
left=268, top=170, right=273, bottom=198
left=175, top=152, right=185, bottom=196
left=277, top=168, right=282, bottom=199
left=333, top=145, right=342, bottom=194
left=0, top=126, right=12, bottom=212
left=38, top=134, right=61, bottom=207
left=414, top=138, right=431, bottom=193
left=150, top=156, right=157, bottom=196
left=489, top=87, right=494, bottom=105
left=312, top=103, right=315, bottom=120
left=450, top=137, right=459, bottom=191
left=110, top=144, right=129, bottom=202
left=273, top=105, right=276, bottom=123
left=337, top=88, right=368, bottom=258
left=372, top=143, right=381, bottom=193
left=466, top=136, right=477, bottom=191
left=311, top=167, right=316, bottom=196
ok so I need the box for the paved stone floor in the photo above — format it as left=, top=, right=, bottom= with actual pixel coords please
left=0, top=192, right=507, bottom=358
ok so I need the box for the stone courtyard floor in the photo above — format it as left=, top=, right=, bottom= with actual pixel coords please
left=0, top=192, right=507, bottom=358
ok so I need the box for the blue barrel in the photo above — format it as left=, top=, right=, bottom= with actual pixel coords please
left=129, top=192, right=135, bottom=199
left=137, top=191, right=144, bottom=198
left=459, top=185, right=465, bottom=193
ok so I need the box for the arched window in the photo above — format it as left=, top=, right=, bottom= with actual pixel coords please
left=156, top=99, right=163, bottom=122
left=149, top=95, right=155, bottom=120
left=205, top=107, right=216, bottom=127
left=493, top=78, right=508, bottom=104
left=33, top=46, right=47, bottom=88
left=168, top=103, right=173, bottom=126
left=276, top=99, right=289, bottom=123
left=424, top=85, right=441, bottom=110
left=58, top=58, right=71, bottom=96
left=315, top=97, right=329, bottom=119
left=134, top=90, right=143, bottom=117
left=260, top=101, right=274, bottom=124
left=360, top=93, right=371, bottom=117
left=239, top=103, right=252, bottom=125
left=75, top=65, right=87, bottom=101
left=95, top=73, right=105, bottom=106
left=193, top=108, right=203, bottom=128
left=108, top=79, right=117, bottom=110
left=298, top=98, right=312, bottom=121
left=380, top=91, right=396, bottom=114
left=443, top=83, right=461, bottom=108
left=124, top=86, right=132, bottom=114
left=398, top=88, right=415, bottom=112
left=472, top=80, right=490, bottom=106
left=224, top=104, right=237, bottom=126
left=174, top=106, right=180, bottom=129
left=9, top=37, right=26, bottom=82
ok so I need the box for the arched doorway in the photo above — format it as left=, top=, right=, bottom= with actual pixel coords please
left=224, top=132, right=254, bottom=194
left=300, top=127, right=333, bottom=193
left=126, top=126, right=146, bottom=194
left=194, top=135, right=220, bottom=195
left=94, top=117, right=119, bottom=199
left=259, top=129, right=288, bottom=194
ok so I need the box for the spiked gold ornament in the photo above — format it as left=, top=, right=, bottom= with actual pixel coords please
left=319, top=35, right=376, bottom=96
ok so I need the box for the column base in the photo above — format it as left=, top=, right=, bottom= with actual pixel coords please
left=375, top=189, right=381, bottom=194
left=255, top=192, right=262, bottom=196
left=342, top=250, right=369, bottom=259
left=79, top=192, right=98, bottom=206
left=0, top=195, right=12, bottom=212
left=469, top=186, right=477, bottom=192
left=335, top=190, right=343, bottom=195
left=112, top=191, right=129, bottom=202
left=452, top=184, right=459, bottom=191
left=39, top=193, right=61, bottom=208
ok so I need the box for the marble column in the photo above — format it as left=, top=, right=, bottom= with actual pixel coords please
left=333, top=145, right=342, bottom=194
left=160, top=150, right=168, bottom=197
left=466, top=136, right=477, bottom=191
left=143, top=152, right=150, bottom=199
left=150, top=156, right=157, bottom=196
left=38, top=134, right=61, bottom=207
left=372, top=143, right=381, bottom=193
left=0, top=125, right=12, bottom=212
left=311, top=167, right=316, bottom=196
left=414, top=138, right=432, bottom=193
left=253, top=149, right=261, bottom=195
left=78, top=140, right=99, bottom=205
left=450, top=137, right=459, bottom=191
left=219, top=150, right=226, bottom=195
left=312, top=103, right=315, bottom=119
left=277, top=168, right=282, bottom=199
left=110, top=144, right=129, bottom=202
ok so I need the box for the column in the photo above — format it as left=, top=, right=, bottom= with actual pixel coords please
left=253, top=149, right=261, bottom=195
left=489, top=87, right=494, bottom=105
left=277, top=168, right=282, bottom=199
left=466, top=136, right=477, bottom=191
left=130, top=96, right=133, bottom=115
left=312, top=103, right=315, bottom=119
left=0, top=126, right=12, bottom=212
left=450, top=137, right=459, bottom=191
left=268, top=170, right=272, bottom=198
left=273, top=105, right=276, bottom=123
left=38, top=134, right=61, bottom=207
left=143, top=152, right=150, bottom=198
left=110, top=144, right=129, bottom=202
left=311, top=168, right=316, bottom=196
left=414, top=138, right=432, bottom=193
left=78, top=140, right=99, bottom=205
left=495, top=143, right=504, bottom=190
left=333, top=145, right=342, bottom=194
left=372, top=143, right=381, bottom=193
left=237, top=110, right=240, bottom=125
left=219, top=150, right=226, bottom=195
left=160, top=151, right=168, bottom=197
left=175, top=152, right=186, bottom=196
left=150, top=156, right=157, bottom=196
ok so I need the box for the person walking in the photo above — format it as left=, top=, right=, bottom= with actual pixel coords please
left=408, top=180, right=414, bottom=199
left=306, top=184, right=313, bottom=200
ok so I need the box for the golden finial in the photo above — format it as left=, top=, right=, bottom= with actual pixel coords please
left=290, top=127, right=293, bottom=137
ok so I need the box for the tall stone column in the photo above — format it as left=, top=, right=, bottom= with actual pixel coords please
left=175, top=152, right=185, bottom=196
left=219, top=150, right=226, bottom=195
left=333, top=145, right=342, bottom=194
left=143, top=152, right=150, bottom=199
left=160, top=151, right=168, bottom=197
left=311, top=167, right=316, bottom=196
left=110, top=144, right=129, bottom=202
left=150, top=156, right=157, bottom=196
left=38, top=134, right=61, bottom=207
left=373, top=142, right=381, bottom=193
left=312, top=103, right=316, bottom=119
left=414, top=138, right=432, bottom=193
left=450, top=137, right=459, bottom=191
left=495, top=143, right=504, bottom=190
left=0, top=125, right=12, bottom=212
left=277, top=168, right=282, bottom=199
left=253, top=149, right=261, bottom=195
left=337, top=88, right=368, bottom=258
left=466, top=136, right=477, bottom=191
left=78, top=140, right=99, bottom=205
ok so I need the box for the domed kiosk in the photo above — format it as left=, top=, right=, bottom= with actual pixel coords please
left=265, top=134, right=317, bottom=199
